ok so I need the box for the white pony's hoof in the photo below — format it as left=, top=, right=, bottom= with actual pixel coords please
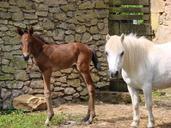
left=147, top=122, right=154, bottom=128
left=131, top=121, right=139, bottom=128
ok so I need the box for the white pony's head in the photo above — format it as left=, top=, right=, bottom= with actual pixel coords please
left=105, top=34, right=125, bottom=78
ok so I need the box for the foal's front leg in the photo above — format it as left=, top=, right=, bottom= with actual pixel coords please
left=128, top=86, right=140, bottom=128
left=42, top=70, right=54, bottom=126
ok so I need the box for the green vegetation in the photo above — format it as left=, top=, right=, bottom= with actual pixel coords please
left=0, top=109, right=65, bottom=128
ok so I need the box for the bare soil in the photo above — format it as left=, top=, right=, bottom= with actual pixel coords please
left=53, top=100, right=171, bottom=128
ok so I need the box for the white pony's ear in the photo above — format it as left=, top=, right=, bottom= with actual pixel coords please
left=120, top=33, right=125, bottom=44
left=106, top=34, right=110, bottom=41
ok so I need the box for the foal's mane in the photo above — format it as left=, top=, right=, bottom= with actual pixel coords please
left=33, top=34, right=49, bottom=44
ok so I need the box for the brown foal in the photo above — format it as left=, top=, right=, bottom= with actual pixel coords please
left=17, top=27, right=101, bottom=125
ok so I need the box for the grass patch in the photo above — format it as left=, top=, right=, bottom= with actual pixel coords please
left=0, top=109, right=65, bottom=128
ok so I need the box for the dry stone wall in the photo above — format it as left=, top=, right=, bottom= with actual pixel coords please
left=0, top=0, right=109, bottom=109
left=151, top=0, right=171, bottom=43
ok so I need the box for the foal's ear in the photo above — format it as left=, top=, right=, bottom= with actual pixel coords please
left=28, top=27, right=33, bottom=35
left=120, top=33, right=125, bottom=43
left=106, top=34, right=111, bottom=41
left=17, top=27, right=24, bottom=36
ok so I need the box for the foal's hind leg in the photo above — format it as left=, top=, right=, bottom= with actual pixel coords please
left=42, top=70, right=54, bottom=126
left=77, top=64, right=95, bottom=124
left=82, top=71, right=95, bottom=124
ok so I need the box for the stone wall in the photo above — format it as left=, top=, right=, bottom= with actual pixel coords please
left=151, top=0, right=171, bottom=43
left=0, top=0, right=109, bottom=109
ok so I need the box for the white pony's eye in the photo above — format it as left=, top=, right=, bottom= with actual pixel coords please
left=120, top=51, right=124, bottom=57
left=105, top=51, right=108, bottom=56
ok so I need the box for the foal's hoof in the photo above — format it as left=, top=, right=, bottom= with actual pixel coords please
left=45, top=119, right=50, bottom=126
left=82, top=115, right=90, bottom=122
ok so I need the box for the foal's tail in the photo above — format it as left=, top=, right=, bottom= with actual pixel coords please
left=91, top=50, right=101, bottom=70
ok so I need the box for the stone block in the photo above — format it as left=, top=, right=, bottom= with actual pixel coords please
left=64, top=87, right=76, bottom=95
left=81, top=32, right=92, bottom=43
left=75, top=25, right=86, bottom=33
left=12, top=11, right=24, bottom=21
left=79, top=1, right=94, bottom=10
left=95, top=1, right=107, bottom=9
left=15, top=70, right=29, bottom=81
left=13, top=94, right=47, bottom=111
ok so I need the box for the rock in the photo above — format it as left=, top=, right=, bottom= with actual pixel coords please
left=56, top=76, right=67, bottom=83
left=30, top=80, right=43, bottom=89
left=2, top=65, right=15, bottom=73
left=1, top=88, right=11, bottom=100
left=76, top=86, right=83, bottom=92
left=64, top=96, right=72, bottom=100
left=0, top=12, right=11, bottom=19
left=12, top=90, right=22, bottom=98
left=75, top=25, right=86, bottom=33
left=37, top=4, right=48, bottom=11
left=54, top=87, right=64, bottom=92
left=15, top=70, right=29, bottom=81
left=13, top=94, right=47, bottom=111
left=24, top=13, right=38, bottom=20
left=44, top=0, right=67, bottom=6
left=73, top=93, right=80, bottom=98
left=52, top=92, right=64, bottom=98
left=80, top=88, right=88, bottom=96
left=36, top=11, right=48, bottom=17
left=89, top=26, right=99, bottom=34
left=0, top=2, right=9, bottom=8
left=61, top=4, right=76, bottom=12
left=97, top=22, right=105, bottom=30
left=64, top=87, right=76, bottom=95
left=81, top=32, right=92, bottom=42
left=79, top=1, right=94, bottom=10
left=91, top=73, right=100, bottom=82
left=12, top=11, right=24, bottom=21
left=29, top=72, right=41, bottom=79
left=68, top=73, right=79, bottom=79
left=67, top=79, right=80, bottom=87
left=61, top=68, right=72, bottom=74
left=0, top=26, right=8, bottom=31
left=53, top=30, right=64, bottom=41
left=0, top=74, right=14, bottom=81
left=75, top=34, right=81, bottom=42
left=95, top=1, right=107, bottom=9
left=42, top=19, right=54, bottom=30
left=54, top=13, right=66, bottom=21
left=65, top=35, right=74, bottom=42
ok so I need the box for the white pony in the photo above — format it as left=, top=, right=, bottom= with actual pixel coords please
left=105, top=34, right=171, bottom=128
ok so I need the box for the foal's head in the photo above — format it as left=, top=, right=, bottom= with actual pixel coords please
left=17, top=27, right=34, bottom=61
left=105, top=34, right=125, bottom=78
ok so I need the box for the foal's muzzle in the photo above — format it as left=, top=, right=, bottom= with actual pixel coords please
left=23, top=55, right=29, bottom=61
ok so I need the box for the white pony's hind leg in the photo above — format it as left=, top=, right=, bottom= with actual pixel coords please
left=143, top=85, right=154, bottom=128
left=128, top=86, right=140, bottom=128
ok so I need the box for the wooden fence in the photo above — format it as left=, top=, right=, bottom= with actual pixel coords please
left=109, top=0, right=152, bottom=38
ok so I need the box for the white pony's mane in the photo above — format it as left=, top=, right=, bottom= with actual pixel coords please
left=106, top=33, right=154, bottom=73
left=122, top=34, right=154, bottom=72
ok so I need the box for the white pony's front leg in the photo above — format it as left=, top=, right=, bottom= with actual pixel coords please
left=143, top=85, right=154, bottom=128
left=128, top=85, right=140, bottom=128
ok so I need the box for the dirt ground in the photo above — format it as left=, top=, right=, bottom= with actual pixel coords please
left=53, top=98, right=171, bottom=128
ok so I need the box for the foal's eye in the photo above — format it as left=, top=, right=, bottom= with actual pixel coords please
left=120, top=51, right=124, bottom=57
